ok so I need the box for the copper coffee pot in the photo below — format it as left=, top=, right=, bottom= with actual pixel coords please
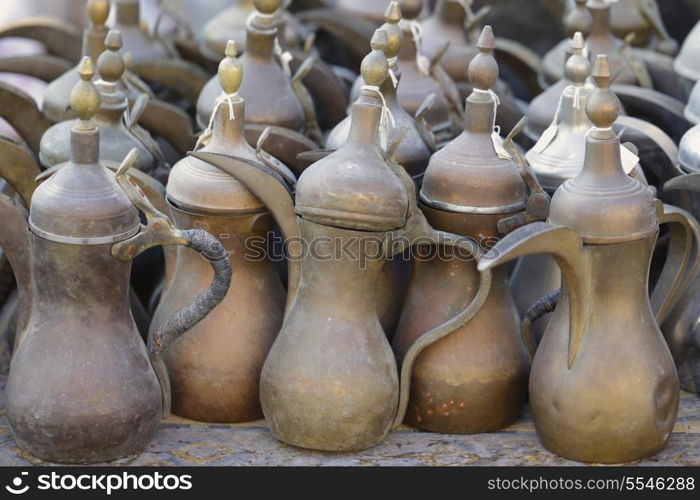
left=196, top=34, right=491, bottom=451
left=150, top=41, right=293, bottom=423
left=479, top=55, right=698, bottom=463
left=392, top=26, right=548, bottom=435
left=40, top=30, right=166, bottom=178
left=327, top=2, right=434, bottom=181
left=3, top=58, right=231, bottom=463
left=197, top=0, right=322, bottom=154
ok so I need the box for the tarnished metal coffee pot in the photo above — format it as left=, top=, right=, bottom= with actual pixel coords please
left=565, top=0, right=677, bottom=55
left=200, top=0, right=307, bottom=59
left=479, top=55, right=698, bottom=464
left=197, top=0, right=317, bottom=139
left=197, top=35, right=491, bottom=451
left=151, top=41, right=292, bottom=423
left=3, top=59, right=231, bottom=463
left=392, top=27, right=548, bottom=434
left=543, top=0, right=643, bottom=87
left=108, top=0, right=173, bottom=63
left=349, top=0, right=462, bottom=141
left=40, top=30, right=166, bottom=178
left=662, top=173, right=700, bottom=395
left=327, top=3, right=434, bottom=181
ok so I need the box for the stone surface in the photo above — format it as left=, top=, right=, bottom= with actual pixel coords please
left=0, top=374, right=697, bottom=466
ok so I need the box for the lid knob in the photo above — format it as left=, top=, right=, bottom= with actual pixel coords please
left=399, top=0, right=422, bottom=21
left=586, top=54, right=618, bottom=131
left=97, top=30, right=126, bottom=85
left=468, top=25, right=498, bottom=91
left=382, top=2, right=403, bottom=59
left=71, top=57, right=101, bottom=128
left=87, top=0, right=109, bottom=27
left=363, top=30, right=390, bottom=88
left=565, top=32, right=590, bottom=85
left=219, top=40, right=243, bottom=94
left=254, top=0, right=280, bottom=15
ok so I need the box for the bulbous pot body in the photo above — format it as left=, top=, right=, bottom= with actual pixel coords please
left=7, top=237, right=162, bottom=463
left=260, top=218, right=399, bottom=451
left=152, top=205, right=285, bottom=423
left=532, top=236, right=679, bottom=464
left=393, top=206, right=528, bottom=433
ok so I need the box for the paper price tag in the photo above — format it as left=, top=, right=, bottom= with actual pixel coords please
left=620, top=145, right=640, bottom=174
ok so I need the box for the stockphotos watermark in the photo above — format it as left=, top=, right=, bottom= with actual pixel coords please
left=189, top=224, right=500, bottom=269
left=4, top=470, right=192, bottom=495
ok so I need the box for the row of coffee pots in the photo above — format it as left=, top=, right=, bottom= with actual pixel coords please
left=0, top=0, right=698, bottom=466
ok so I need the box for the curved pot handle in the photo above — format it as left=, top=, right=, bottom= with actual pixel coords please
left=652, top=203, right=700, bottom=325
left=110, top=150, right=232, bottom=415
left=388, top=212, right=492, bottom=428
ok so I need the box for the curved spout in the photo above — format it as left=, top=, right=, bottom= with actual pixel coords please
left=0, top=195, right=33, bottom=343
left=191, top=151, right=301, bottom=312
left=478, top=222, right=588, bottom=368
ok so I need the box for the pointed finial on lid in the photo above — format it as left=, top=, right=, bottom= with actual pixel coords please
left=381, top=2, right=404, bottom=59
left=97, top=30, right=126, bottom=84
left=565, top=32, right=590, bottom=85
left=71, top=57, right=101, bottom=127
left=385, top=1, right=402, bottom=23
left=362, top=30, right=390, bottom=88
left=586, top=55, right=619, bottom=129
left=218, top=40, right=244, bottom=95
left=88, top=0, right=110, bottom=26
left=399, top=0, right=422, bottom=21
left=468, top=26, right=498, bottom=91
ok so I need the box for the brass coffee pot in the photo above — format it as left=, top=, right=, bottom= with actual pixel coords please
left=327, top=3, right=434, bottom=181
left=526, top=33, right=589, bottom=143
left=392, top=26, right=548, bottom=435
left=200, top=0, right=306, bottom=59
left=526, top=33, right=593, bottom=192
left=197, top=36, right=491, bottom=451
left=361, top=0, right=461, bottom=140
left=543, top=0, right=644, bottom=87
left=4, top=59, right=231, bottom=463
left=479, top=55, right=698, bottom=464
left=40, top=30, right=166, bottom=178
left=197, top=0, right=319, bottom=143
left=420, top=0, right=484, bottom=86
left=108, top=0, right=174, bottom=63
left=151, top=41, right=291, bottom=423
left=565, top=0, right=677, bottom=55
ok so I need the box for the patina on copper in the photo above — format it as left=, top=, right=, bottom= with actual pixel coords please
left=3, top=59, right=230, bottom=464
left=393, top=27, right=546, bottom=435
left=479, top=55, right=698, bottom=464
left=151, top=41, right=288, bottom=423
left=196, top=34, right=492, bottom=451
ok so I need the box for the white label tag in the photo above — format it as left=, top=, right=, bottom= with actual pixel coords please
left=532, top=123, right=558, bottom=154
left=620, top=145, right=640, bottom=174
left=492, top=132, right=512, bottom=160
